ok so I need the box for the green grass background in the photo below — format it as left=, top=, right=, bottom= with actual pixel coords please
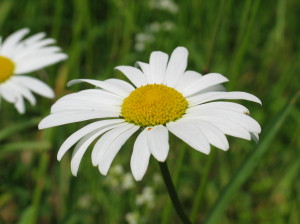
left=0, top=0, right=299, bottom=223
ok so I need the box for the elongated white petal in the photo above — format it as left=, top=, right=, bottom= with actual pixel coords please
left=185, top=116, right=251, bottom=140
left=135, top=61, right=151, bottom=83
left=175, top=70, right=202, bottom=92
left=187, top=91, right=262, bottom=106
left=185, top=110, right=261, bottom=133
left=10, top=80, right=36, bottom=105
left=164, top=47, right=188, bottom=87
left=131, top=129, right=151, bottom=181
left=70, top=122, right=130, bottom=176
left=147, top=125, right=169, bottom=162
left=68, top=79, right=133, bottom=98
left=23, top=32, right=46, bottom=45
left=187, top=119, right=229, bottom=151
left=14, top=95, right=25, bottom=114
left=56, top=89, right=123, bottom=104
left=14, top=39, right=58, bottom=61
left=70, top=129, right=104, bottom=176
left=0, top=28, right=30, bottom=56
left=98, top=125, right=139, bottom=175
left=182, top=73, right=228, bottom=97
left=38, top=110, right=119, bottom=129
left=0, top=81, right=26, bottom=113
left=115, top=66, right=147, bottom=87
left=57, top=119, right=125, bottom=160
left=51, top=99, right=121, bottom=113
left=0, top=82, right=18, bottom=103
left=187, top=102, right=250, bottom=114
left=14, top=53, right=67, bottom=74
left=149, top=51, right=168, bottom=84
left=92, top=123, right=134, bottom=166
left=105, top=78, right=135, bottom=95
left=167, top=121, right=210, bottom=154
left=12, top=76, right=54, bottom=98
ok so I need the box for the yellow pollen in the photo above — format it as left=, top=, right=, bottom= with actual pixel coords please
left=0, top=56, right=15, bottom=83
left=121, top=84, right=188, bottom=126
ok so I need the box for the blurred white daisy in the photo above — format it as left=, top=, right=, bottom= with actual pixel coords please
left=0, top=28, right=67, bottom=113
left=39, top=47, right=261, bottom=181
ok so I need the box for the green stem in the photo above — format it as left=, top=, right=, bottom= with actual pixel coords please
left=159, top=162, right=192, bottom=224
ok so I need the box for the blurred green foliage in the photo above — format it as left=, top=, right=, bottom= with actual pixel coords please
left=0, top=0, right=299, bottom=223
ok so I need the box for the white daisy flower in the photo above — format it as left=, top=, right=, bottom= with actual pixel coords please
left=0, top=28, right=67, bottom=113
left=39, top=47, right=261, bottom=181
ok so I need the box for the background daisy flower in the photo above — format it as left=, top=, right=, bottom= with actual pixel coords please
left=39, top=46, right=261, bottom=181
left=0, top=28, right=67, bottom=113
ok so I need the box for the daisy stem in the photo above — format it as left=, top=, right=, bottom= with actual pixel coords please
left=158, top=162, right=192, bottom=224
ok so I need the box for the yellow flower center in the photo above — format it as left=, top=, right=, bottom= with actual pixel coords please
left=0, top=56, right=15, bottom=83
left=121, top=84, right=188, bottom=126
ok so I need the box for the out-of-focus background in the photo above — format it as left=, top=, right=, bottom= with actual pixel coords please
left=0, top=0, right=299, bottom=223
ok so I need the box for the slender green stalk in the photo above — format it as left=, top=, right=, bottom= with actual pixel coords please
left=162, top=143, right=187, bottom=224
left=159, top=162, right=192, bottom=224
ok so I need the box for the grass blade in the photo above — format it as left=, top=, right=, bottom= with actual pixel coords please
left=0, top=118, right=40, bottom=141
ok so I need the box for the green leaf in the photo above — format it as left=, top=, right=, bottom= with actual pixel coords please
left=204, top=91, right=299, bottom=224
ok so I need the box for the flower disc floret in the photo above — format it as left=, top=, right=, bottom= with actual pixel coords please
left=121, top=84, right=188, bottom=126
left=0, top=56, right=15, bottom=83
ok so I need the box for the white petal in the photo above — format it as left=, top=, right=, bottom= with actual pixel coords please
left=164, top=47, right=188, bottom=87
left=187, top=102, right=250, bottom=114
left=14, top=38, right=57, bottom=61
left=14, top=95, right=25, bottom=114
left=0, top=82, right=18, bottom=103
left=149, top=51, right=168, bottom=84
left=187, top=91, right=262, bottom=106
left=189, top=120, right=229, bottom=151
left=38, top=110, right=119, bottom=129
left=0, top=81, right=25, bottom=113
left=105, top=78, right=135, bottom=95
left=10, top=80, right=36, bottom=105
left=185, top=110, right=261, bottom=133
left=181, top=73, right=229, bottom=97
left=56, top=89, right=123, bottom=105
left=14, top=53, right=67, bottom=74
left=185, top=116, right=251, bottom=140
left=70, top=122, right=129, bottom=176
left=51, top=98, right=121, bottom=113
left=68, top=79, right=133, bottom=98
left=131, top=129, right=151, bottom=181
left=115, top=66, right=147, bottom=87
left=70, top=129, right=104, bottom=176
left=98, top=125, right=139, bottom=175
left=147, top=125, right=169, bottom=162
left=175, top=70, right=202, bottom=92
left=91, top=123, right=133, bottom=166
left=167, top=121, right=210, bottom=154
left=12, top=76, right=54, bottom=98
left=0, top=28, right=30, bottom=56
left=57, top=119, right=125, bottom=160
left=23, top=32, right=46, bottom=45
left=135, top=61, right=151, bottom=83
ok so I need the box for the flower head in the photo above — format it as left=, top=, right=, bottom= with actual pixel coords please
left=39, top=47, right=261, bottom=181
left=0, top=28, right=67, bottom=113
